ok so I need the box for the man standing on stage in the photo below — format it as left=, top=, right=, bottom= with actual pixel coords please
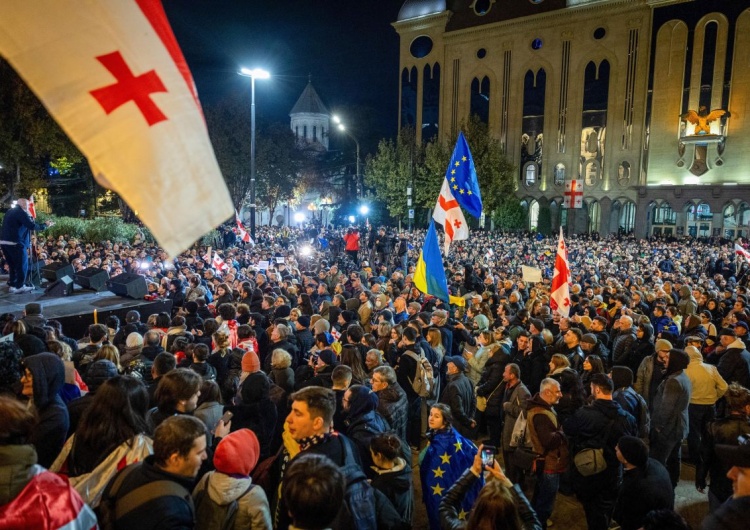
left=0, top=199, right=53, bottom=293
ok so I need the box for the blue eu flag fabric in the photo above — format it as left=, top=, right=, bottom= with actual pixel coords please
left=420, top=427, right=482, bottom=530
left=445, top=132, right=482, bottom=219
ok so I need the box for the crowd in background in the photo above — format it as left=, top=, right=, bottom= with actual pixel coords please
left=1, top=223, right=750, bottom=530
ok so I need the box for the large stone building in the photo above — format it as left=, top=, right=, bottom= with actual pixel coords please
left=393, top=0, right=750, bottom=238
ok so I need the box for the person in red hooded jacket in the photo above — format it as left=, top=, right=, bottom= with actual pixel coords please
left=0, top=394, right=98, bottom=529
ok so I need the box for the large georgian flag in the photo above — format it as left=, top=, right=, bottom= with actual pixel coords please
left=0, top=0, right=234, bottom=257
left=550, top=227, right=572, bottom=318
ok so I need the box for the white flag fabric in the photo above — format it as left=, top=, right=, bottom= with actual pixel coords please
left=550, top=227, right=572, bottom=318
left=0, top=0, right=233, bottom=257
left=432, top=179, right=469, bottom=255
left=522, top=265, right=543, bottom=283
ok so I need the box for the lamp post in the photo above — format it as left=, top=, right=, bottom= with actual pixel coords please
left=332, top=115, right=361, bottom=199
left=238, top=67, right=270, bottom=240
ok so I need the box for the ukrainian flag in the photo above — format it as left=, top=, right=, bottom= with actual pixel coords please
left=414, top=220, right=465, bottom=306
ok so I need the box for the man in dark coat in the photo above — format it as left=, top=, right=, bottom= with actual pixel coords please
left=372, top=365, right=408, bottom=443
left=439, top=356, right=476, bottom=438
left=101, top=415, right=209, bottom=530
left=612, top=436, right=674, bottom=530
left=715, top=327, right=750, bottom=389
left=564, top=373, right=638, bottom=530
left=394, top=327, right=422, bottom=448
left=702, top=439, right=750, bottom=530
left=650, top=348, right=691, bottom=488
left=0, top=198, right=52, bottom=293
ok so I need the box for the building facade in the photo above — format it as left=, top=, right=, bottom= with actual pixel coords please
left=393, top=0, right=750, bottom=238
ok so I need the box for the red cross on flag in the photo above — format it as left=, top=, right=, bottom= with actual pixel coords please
left=550, top=227, right=572, bottom=318
left=28, top=196, right=36, bottom=219
left=563, top=179, right=584, bottom=209
left=432, top=178, right=469, bottom=255
left=0, top=0, right=233, bottom=257
left=736, top=241, right=750, bottom=262
left=212, top=252, right=229, bottom=273
left=235, top=210, right=254, bottom=246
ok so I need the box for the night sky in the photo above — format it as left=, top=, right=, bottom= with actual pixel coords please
left=162, top=0, right=405, bottom=148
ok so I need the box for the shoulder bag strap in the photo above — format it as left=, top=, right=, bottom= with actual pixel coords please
left=116, top=479, right=191, bottom=520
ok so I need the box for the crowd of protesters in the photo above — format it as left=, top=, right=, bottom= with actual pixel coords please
left=1, top=220, right=750, bottom=530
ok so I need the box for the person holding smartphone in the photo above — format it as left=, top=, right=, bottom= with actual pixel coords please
left=438, top=443, right=542, bottom=530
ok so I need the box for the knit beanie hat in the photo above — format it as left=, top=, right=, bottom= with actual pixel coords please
left=666, top=349, right=690, bottom=375
left=297, top=315, right=311, bottom=328
left=654, top=339, right=673, bottom=352
left=213, top=429, right=260, bottom=477
left=241, top=350, right=260, bottom=373
left=610, top=366, right=633, bottom=390
left=341, top=310, right=357, bottom=324
left=313, top=317, right=330, bottom=335
left=126, top=332, right=144, bottom=349
left=85, top=359, right=118, bottom=393
left=617, top=435, right=649, bottom=468
left=319, top=348, right=339, bottom=366
left=240, top=371, right=270, bottom=404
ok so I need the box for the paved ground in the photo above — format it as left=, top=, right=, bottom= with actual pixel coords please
left=410, top=449, right=709, bottom=529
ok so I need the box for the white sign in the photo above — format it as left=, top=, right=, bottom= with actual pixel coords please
left=258, top=260, right=270, bottom=270
left=522, top=265, right=543, bottom=283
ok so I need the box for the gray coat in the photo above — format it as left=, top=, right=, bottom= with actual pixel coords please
left=501, top=381, right=531, bottom=451
left=651, top=370, right=691, bottom=443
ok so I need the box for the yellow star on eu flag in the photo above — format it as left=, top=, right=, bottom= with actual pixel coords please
left=459, top=188, right=465, bottom=194
left=440, top=452, right=451, bottom=464
left=467, top=190, right=472, bottom=195
left=431, top=483, right=444, bottom=496
left=458, top=509, right=468, bottom=520
left=454, top=440, right=463, bottom=452
left=453, top=184, right=458, bottom=190
left=462, top=156, right=467, bottom=162
left=455, top=161, right=460, bottom=167
left=433, top=467, right=445, bottom=478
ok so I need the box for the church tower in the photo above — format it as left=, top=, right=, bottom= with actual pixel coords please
left=290, top=78, right=330, bottom=151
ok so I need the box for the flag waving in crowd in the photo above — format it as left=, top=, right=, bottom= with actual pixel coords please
left=235, top=210, right=254, bottom=245
left=28, top=196, right=36, bottom=219
left=549, top=227, right=572, bottom=317
left=433, top=132, right=483, bottom=255
left=0, top=0, right=234, bottom=257
left=414, top=220, right=465, bottom=306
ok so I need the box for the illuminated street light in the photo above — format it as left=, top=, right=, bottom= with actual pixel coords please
left=238, top=67, right=271, bottom=240
left=359, top=205, right=369, bottom=215
left=348, top=215, right=355, bottom=224
left=294, top=212, right=305, bottom=223
left=332, top=115, right=361, bottom=199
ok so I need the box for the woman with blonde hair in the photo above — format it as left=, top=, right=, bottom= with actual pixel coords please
left=209, top=329, right=234, bottom=402
left=95, top=344, right=123, bottom=373
left=270, top=348, right=294, bottom=393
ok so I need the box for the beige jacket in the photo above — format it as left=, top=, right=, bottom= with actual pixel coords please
left=684, top=346, right=728, bottom=405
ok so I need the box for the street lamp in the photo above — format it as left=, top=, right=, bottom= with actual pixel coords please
left=238, top=67, right=270, bottom=240
left=332, top=115, right=361, bottom=199
left=359, top=205, right=369, bottom=216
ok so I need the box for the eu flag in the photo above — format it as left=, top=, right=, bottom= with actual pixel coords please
left=445, top=132, right=482, bottom=219
left=420, top=427, right=482, bottom=530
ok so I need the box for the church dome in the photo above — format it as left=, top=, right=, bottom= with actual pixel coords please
left=397, top=0, right=446, bottom=21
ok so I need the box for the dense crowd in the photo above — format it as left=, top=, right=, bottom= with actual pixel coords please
left=1, top=222, right=750, bottom=530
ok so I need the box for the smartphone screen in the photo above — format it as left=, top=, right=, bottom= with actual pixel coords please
left=220, top=411, right=233, bottom=425
left=482, top=446, right=496, bottom=467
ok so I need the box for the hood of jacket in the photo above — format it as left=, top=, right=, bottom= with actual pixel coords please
left=23, top=353, right=65, bottom=409
left=639, top=323, right=654, bottom=342
left=526, top=393, right=554, bottom=412
left=686, top=345, right=703, bottom=364
left=370, top=457, right=411, bottom=490
left=679, top=285, right=692, bottom=298
left=205, top=471, right=255, bottom=504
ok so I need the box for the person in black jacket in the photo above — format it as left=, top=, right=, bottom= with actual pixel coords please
left=612, top=436, right=674, bottom=530
left=343, top=384, right=391, bottom=473
left=21, top=352, right=69, bottom=468
left=395, top=327, right=422, bottom=447
left=475, top=345, right=508, bottom=447
left=101, top=415, right=208, bottom=530
left=564, top=373, right=638, bottom=530
left=227, top=371, right=277, bottom=460
left=372, top=365, right=408, bottom=443
left=440, top=356, right=476, bottom=438
left=370, top=432, right=414, bottom=525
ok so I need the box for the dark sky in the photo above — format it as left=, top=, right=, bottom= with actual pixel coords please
left=162, top=0, right=405, bottom=147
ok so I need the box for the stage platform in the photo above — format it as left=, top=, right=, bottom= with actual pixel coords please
left=0, top=283, right=172, bottom=339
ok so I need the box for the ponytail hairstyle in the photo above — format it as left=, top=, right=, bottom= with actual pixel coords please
left=370, top=431, right=403, bottom=461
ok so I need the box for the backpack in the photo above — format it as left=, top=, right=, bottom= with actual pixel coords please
left=403, top=349, right=435, bottom=398
left=194, top=474, right=255, bottom=530
left=96, top=462, right=191, bottom=530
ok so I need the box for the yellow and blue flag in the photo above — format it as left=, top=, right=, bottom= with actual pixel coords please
left=446, top=132, right=482, bottom=218
left=414, top=220, right=465, bottom=306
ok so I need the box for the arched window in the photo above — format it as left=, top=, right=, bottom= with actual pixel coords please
left=554, top=163, right=565, bottom=186
left=470, top=76, right=490, bottom=124
left=313, top=126, right=317, bottom=141
left=588, top=201, right=601, bottom=233
left=620, top=202, right=636, bottom=234
left=524, top=163, right=537, bottom=187
left=529, top=200, right=540, bottom=230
